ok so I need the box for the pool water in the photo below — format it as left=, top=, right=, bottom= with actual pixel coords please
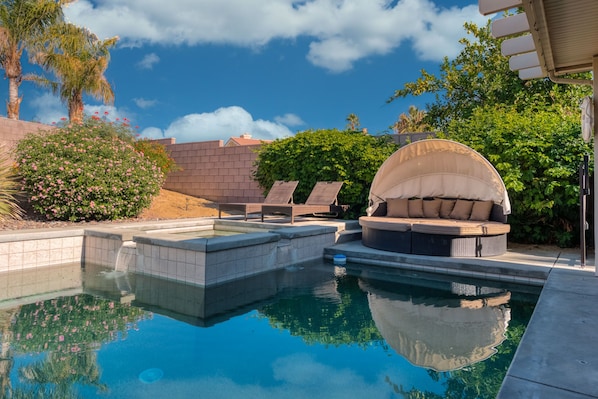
left=1, top=262, right=539, bottom=398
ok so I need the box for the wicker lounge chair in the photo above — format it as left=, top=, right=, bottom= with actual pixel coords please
left=218, top=180, right=298, bottom=220
left=261, top=181, right=345, bottom=224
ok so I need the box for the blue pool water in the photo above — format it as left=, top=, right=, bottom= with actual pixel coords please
left=2, top=262, right=539, bottom=398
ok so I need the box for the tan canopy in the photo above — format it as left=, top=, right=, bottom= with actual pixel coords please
left=367, top=139, right=511, bottom=215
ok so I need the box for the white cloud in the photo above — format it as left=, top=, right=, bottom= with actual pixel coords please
left=64, top=0, right=488, bottom=72
left=133, top=98, right=158, bottom=109
left=139, top=106, right=295, bottom=143
left=137, top=53, right=160, bottom=69
left=30, top=93, right=66, bottom=125
left=274, top=113, right=305, bottom=127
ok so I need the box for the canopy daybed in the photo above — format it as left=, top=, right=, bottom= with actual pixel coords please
left=359, top=139, right=511, bottom=257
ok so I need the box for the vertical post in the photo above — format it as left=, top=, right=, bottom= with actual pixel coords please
left=581, top=155, right=589, bottom=267
left=593, top=56, right=598, bottom=275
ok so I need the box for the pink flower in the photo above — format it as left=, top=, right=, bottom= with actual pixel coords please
left=59, top=335, right=64, bottom=342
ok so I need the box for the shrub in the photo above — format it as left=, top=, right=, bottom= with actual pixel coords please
left=0, top=146, right=23, bottom=221
left=253, top=129, right=398, bottom=218
left=16, top=118, right=164, bottom=221
left=134, top=138, right=180, bottom=175
left=444, top=105, right=591, bottom=247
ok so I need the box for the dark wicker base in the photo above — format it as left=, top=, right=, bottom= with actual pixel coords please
left=411, top=232, right=507, bottom=257
left=361, top=227, right=507, bottom=257
left=361, top=226, right=411, bottom=253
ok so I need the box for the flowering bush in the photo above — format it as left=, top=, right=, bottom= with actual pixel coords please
left=16, top=117, right=165, bottom=221
left=134, top=138, right=181, bottom=175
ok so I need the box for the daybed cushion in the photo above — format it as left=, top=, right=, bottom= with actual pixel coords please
left=412, top=220, right=511, bottom=236
left=449, top=199, right=474, bottom=220
left=387, top=198, right=409, bottom=217
left=359, top=216, right=413, bottom=232
left=469, top=200, right=494, bottom=221
left=423, top=198, right=442, bottom=218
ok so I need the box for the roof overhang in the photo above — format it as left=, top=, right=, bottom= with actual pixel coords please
left=479, top=0, right=598, bottom=81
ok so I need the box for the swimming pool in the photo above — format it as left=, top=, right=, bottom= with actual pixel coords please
left=1, top=261, right=539, bottom=398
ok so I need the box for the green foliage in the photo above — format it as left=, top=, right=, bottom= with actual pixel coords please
left=0, top=147, right=23, bottom=220
left=15, top=117, right=165, bottom=221
left=444, top=105, right=591, bottom=246
left=253, top=129, right=398, bottom=218
left=134, top=138, right=181, bottom=175
left=389, top=21, right=591, bottom=130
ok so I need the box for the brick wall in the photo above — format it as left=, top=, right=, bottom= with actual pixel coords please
left=163, top=140, right=265, bottom=203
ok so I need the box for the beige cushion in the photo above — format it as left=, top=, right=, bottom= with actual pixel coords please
left=450, top=199, right=474, bottom=220
left=386, top=198, right=409, bottom=217
left=359, top=216, right=412, bottom=232
left=439, top=199, right=456, bottom=218
left=470, top=200, right=494, bottom=221
left=423, top=198, right=442, bottom=218
left=408, top=198, right=424, bottom=218
left=412, top=219, right=484, bottom=236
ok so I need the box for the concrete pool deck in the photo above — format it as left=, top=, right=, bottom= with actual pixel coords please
left=326, top=239, right=598, bottom=398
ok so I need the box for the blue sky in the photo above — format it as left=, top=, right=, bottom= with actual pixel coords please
left=10, top=0, right=491, bottom=143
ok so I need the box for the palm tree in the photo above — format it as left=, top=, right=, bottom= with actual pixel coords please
left=31, top=23, right=117, bottom=123
left=0, top=0, right=73, bottom=119
left=346, top=113, right=360, bottom=130
left=392, top=105, right=430, bottom=133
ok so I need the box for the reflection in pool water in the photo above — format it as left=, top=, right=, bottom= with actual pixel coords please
left=1, top=262, right=539, bottom=398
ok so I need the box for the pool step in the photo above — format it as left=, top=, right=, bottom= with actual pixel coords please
left=336, top=228, right=362, bottom=243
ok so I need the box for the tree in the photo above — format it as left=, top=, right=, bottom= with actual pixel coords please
left=392, top=105, right=429, bottom=133
left=388, top=21, right=591, bottom=129
left=0, top=0, right=73, bottom=119
left=253, top=129, right=397, bottom=218
left=31, top=23, right=117, bottom=123
left=346, top=113, right=360, bottom=130
left=443, top=105, right=591, bottom=246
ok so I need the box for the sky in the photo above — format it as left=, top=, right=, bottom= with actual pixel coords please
left=9, top=0, right=491, bottom=144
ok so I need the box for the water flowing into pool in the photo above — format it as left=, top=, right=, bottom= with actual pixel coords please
left=1, top=262, right=539, bottom=398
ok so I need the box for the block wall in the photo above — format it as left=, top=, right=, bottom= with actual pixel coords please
left=0, top=117, right=55, bottom=157
left=0, top=118, right=265, bottom=203
left=163, top=140, right=265, bottom=203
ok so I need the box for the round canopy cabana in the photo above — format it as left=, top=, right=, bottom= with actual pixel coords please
left=367, top=139, right=511, bottom=216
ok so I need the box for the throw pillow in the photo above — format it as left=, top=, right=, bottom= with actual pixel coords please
left=450, top=199, right=475, bottom=220
left=470, top=200, right=494, bottom=221
left=423, top=198, right=442, bottom=218
left=408, top=198, right=424, bottom=218
left=386, top=198, right=409, bottom=217
left=439, top=199, right=457, bottom=218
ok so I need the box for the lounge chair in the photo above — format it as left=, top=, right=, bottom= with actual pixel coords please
left=261, top=181, right=345, bottom=224
left=218, top=180, right=299, bottom=220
